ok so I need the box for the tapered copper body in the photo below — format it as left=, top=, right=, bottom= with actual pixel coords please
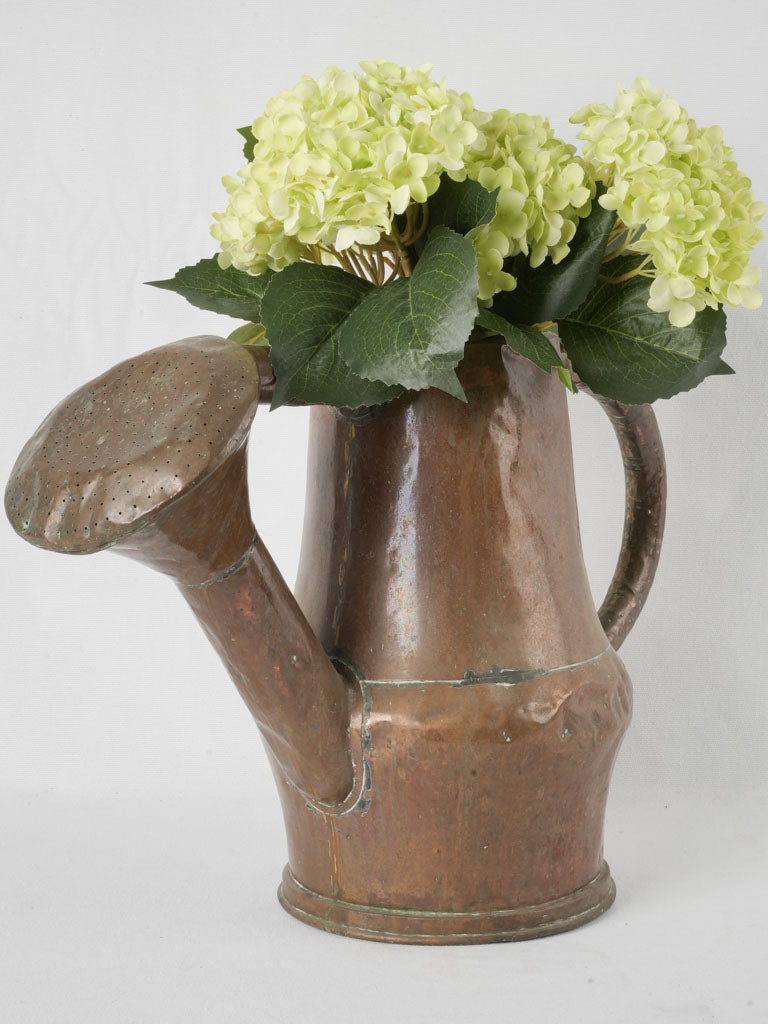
left=278, top=340, right=664, bottom=942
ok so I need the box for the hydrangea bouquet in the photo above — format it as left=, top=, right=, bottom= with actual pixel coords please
left=151, top=60, right=764, bottom=408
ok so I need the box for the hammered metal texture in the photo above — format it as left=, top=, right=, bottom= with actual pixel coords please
left=5, top=336, right=261, bottom=553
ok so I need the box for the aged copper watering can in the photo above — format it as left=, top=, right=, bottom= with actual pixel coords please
left=5, top=333, right=665, bottom=944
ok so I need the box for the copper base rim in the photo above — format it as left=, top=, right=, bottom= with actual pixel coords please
left=277, top=862, right=616, bottom=945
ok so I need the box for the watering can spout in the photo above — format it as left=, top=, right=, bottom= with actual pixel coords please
left=4, top=336, right=355, bottom=806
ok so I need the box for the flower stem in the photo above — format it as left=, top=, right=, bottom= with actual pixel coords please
left=599, top=255, right=653, bottom=283
left=603, top=225, right=640, bottom=262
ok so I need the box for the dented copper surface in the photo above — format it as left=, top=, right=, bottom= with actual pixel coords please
left=5, top=334, right=666, bottom=944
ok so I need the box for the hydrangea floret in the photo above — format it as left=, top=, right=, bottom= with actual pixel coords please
left=572, top=78, right=765, bottom=327
left=151, top=61, right=764, bottom=409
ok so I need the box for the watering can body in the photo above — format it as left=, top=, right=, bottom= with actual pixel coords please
left=274, top=340, right=661, bottom=942
left=5, top=336, right=665, bottom=944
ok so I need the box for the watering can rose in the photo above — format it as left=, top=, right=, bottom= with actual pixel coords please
left=150, top=60, right=764, bottom=407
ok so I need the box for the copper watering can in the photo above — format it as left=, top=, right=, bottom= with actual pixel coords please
left=5, top=333, right=665, bottom=944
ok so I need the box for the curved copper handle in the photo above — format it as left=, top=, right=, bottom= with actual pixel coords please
left=586, top=393, right=667, bottom=650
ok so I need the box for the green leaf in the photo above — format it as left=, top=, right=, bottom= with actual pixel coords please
left=228, top=322, right=266, bottom=345
left=259, top=263, right=403, bottom=410
left=556, top=365, right=576, bottom=393
left=426, top=175, right=499, bottom=235
left=337, top=226, right=479, bottom=400
left=491, top=190, right=616, bottom=325
left=237, top=125, right=256, bottom=161
left=147, top=258, right=274, bottom=321
left=475, top=308, right=573, bottom=389
left=713, top=359, right=735, bottom=375
left=559, top=257, right=729, bottom=403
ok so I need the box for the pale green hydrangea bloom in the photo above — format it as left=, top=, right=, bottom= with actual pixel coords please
left=451, top=109, right=595, bottom=300
left=211, top=60, right=482, bottom=274
left=211, top=60, right=596, bottom=303
left=572, top=78, right=765, bottom=327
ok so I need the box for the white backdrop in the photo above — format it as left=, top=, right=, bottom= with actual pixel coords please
left=1, top=2, right=766, bottom=1021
